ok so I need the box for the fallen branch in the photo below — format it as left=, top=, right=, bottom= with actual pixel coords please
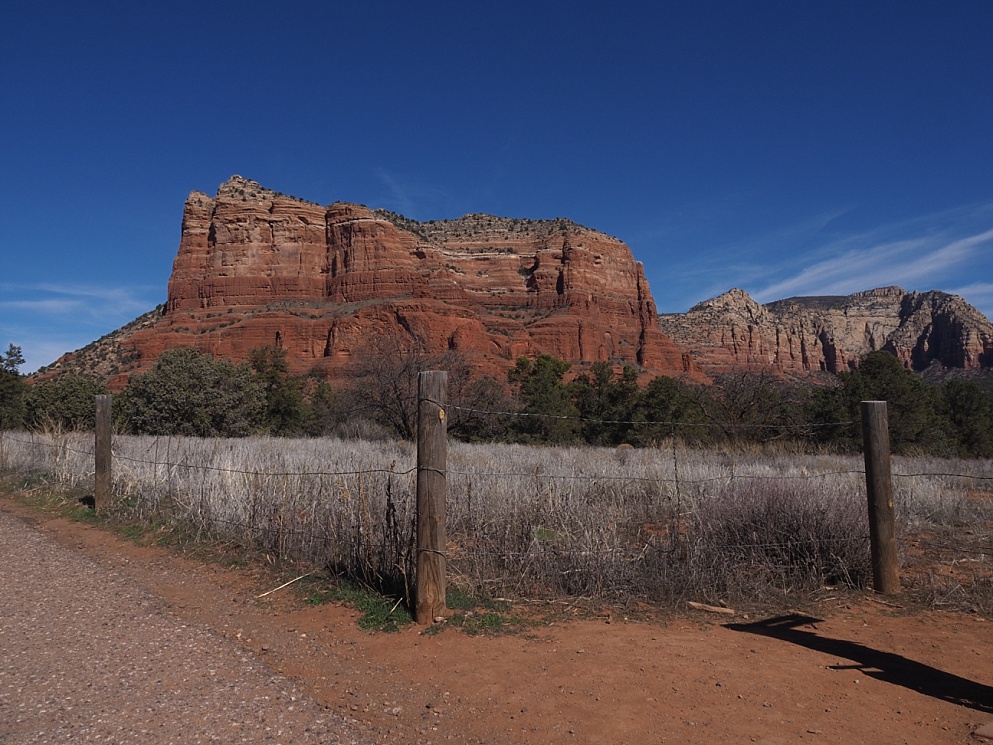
left=387, top=596, right=405, bottom=616
left=688, top=601, right=736, bottom=616
left=257, top=570, right=317, bottom=598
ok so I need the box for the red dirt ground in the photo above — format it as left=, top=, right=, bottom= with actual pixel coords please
left=4, top=496, right=992, bottom=744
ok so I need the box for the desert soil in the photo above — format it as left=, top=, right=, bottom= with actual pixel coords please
left=2, top=494, right=992, bottom=745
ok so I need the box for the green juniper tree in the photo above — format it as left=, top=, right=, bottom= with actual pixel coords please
left=940, top=379, right=993, bottom=457
left=25, top=374, right=106, bottom=430
left=632, top=374, right=705, bottom=446
left=249, top=346, right=309, bottom=436
left=809, top=351, right=954, bottom=455
left=117, top=348, right=264, bottom=437
left=508, top=355, right=581, bottom=444
left=572, top=362, right=640, bottom=445
left=0, top=344, right=26, bottom=429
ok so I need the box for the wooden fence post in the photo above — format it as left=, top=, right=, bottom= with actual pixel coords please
left=860, top=400, right=900, bottom=594
left=94, top=394, right=112, bottom=512
left=416, top=370, right=447, bottom=624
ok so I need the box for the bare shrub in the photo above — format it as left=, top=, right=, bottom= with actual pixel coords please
left=2, top=429, right=990, bottom=613
left=684, top=479, right=871, bottom=603
left=105, top=435, right=418, bottom=597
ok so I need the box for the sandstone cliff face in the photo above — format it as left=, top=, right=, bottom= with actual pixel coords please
left=40, top=176, right=992, bottom=388
left=657, top=286, right=993, bottom=376
left=115, top=176, right=699, bottom=385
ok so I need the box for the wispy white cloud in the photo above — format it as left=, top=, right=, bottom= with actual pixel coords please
left=638, top=200, right=864, bottom=312
left=952, top=281, right=993, bottom=297
left=0, top=282, right=154, bottom=319
left=9, top=337, right=94, bottom=375
left=0, top=282, right=160, bottom=371
left=34, top=282, right=156, bottom=306
left=0, top=299, right=85, bottom=315
left=749, top=214, right=993, bottom=303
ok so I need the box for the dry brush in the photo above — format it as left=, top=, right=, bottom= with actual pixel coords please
left=1, top=430, right=991, bottom=611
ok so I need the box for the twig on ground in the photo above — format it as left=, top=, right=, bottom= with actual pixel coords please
left=257, top=570, right=317, bottom=598
left=688, top=601, right=736, bottom=616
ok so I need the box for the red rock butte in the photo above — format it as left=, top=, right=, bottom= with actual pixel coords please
left=117, top=176, right=701, bottom=386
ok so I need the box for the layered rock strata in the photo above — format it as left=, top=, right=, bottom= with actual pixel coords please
left=657, top=286, right=993, bottom=376
left=39, top=176, right=993, bottom=388
left=111, top=176, right=699, bottom=386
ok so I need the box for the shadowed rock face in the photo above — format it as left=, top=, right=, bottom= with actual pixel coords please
left=658, top=286, right=993, bottom=376
left=109, top=176, right=701, bottom=386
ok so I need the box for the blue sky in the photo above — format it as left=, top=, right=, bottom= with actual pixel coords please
left=2, top=1, right=992, bottom=372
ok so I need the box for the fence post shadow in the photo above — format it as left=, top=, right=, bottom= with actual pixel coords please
left=726, top=614, right=993, bottom=714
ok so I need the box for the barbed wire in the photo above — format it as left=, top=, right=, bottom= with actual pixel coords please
left=894, top=471, right=993, bottom=482
left=3, top=432, right=870, bottom=485
left=112, top=451, right=417, bottom=479
left=449, top=404, right=856, bottom=430
left=906, top=541, right=993, bottom=556
left=0, top=433, right=416, bottom=480
left=13, top=481, right=971, bottom=563
left=4, top=428, right=990, bottom=597
left=448, top=468, right=868, bottom=484
left=4, top=430, right=992, bottom=485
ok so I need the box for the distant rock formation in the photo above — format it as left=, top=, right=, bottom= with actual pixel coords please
left=657, top=286, right=993, bottom=376
left=37, top=176, right=993, bottom=389
left=47, top=176, right=700, bottom=388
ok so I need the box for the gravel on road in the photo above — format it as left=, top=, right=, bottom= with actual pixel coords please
left=0, top=508, right=375, bottom=744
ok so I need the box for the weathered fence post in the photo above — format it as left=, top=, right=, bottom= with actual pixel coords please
left=860, top=400, right=900, bottom=594
left=416, top=370, right=447, bottom=624
left=94, top=394, right=112, bottom=512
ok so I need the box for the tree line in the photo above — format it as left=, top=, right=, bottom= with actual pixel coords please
left=2, top=341, right=991, bottom=457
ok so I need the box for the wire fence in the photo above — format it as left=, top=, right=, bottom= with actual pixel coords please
left=2, top=408, right=992, bottom=611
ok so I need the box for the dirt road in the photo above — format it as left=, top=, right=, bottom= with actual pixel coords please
left=0, top=505, right=373, bottom=744
left=2, top=496, right=992, bottom=744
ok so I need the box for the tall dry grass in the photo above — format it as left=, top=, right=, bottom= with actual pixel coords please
left=2, top=429, right=991, bottom=610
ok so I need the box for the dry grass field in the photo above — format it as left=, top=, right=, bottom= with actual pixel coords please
left=2, top=430, right=991, bottom=615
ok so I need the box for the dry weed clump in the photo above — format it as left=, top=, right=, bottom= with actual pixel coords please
left=443, top=444, right=875, bottom=606
left=110, top=435, right=418, bottom=595
left=1, top=429, right=991, bottom=612
left=683, top=479, right=871, bottom=603
left=0, top=428, right=94, bottom=487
